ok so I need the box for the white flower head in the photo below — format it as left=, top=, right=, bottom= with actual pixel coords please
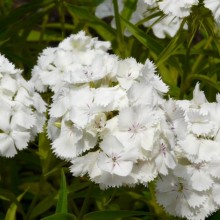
left=98, top=135, right=138, bottom=176
left=158, top=0, right=199, bottom=18
left=141, top=59, right=169, bottom=94
left=174, top=163, right=214, bottom=191
left=0, top=54, right=46, bottom=157
left=118, top=105, right=160, bottom=152
left=152, top=136, right=176, bottom=175
left=156, top=174, right=207, bottom=219
left=51, top=120, right=97, bottom=160
left=116, top=58, right=143, bottom=90
left=178, top=134, right=220, bottom=163
left=59, top=31, right=111, bottom=52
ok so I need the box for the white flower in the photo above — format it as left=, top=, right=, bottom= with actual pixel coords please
left=0, top=54, right=46, bottom=157
left=178, top=134, right=220, bottom=163
left=177, top=83, right=207, bottom=112
left=212, top=182, right=220, bottom=206
left=151, top=15, right=184, bottom=39
left=51, top=120, right=97, bottom=159
left=69, top=86, right=108, bottom=128
left=116, top=58, right=142, bottom=90
left=163, top=99, right=187, bottom=140
left=156, top=174, right=207, bottom=218
left=0, top=54, right=21, bottom=75
left=59, top=31, right=111, bottom=52
left=152, top=137, right=176, bottom=175
left=64, top=53, right=116, bottom=84
left=174, top=163, right=214, bottom=191
left=31, top=31, right=112, bottom=93
left=117, top=105, right=159, bottom=152
left=186, top=109, right=214, bottom=136
left=158, top=0, right=199, bottom=18
left=98, top=135, right=138, bottom=176
left=141, top=59, right=169, bottom=94
left=95, top=0, right=124, bottom=19
left=70, top=151, right=101, bottom=179
left=86, top=113, right=107, bottom=138
left=131, top=160, right=158, bottom=185
left=49, top=86, right=73, bottom=118
left=208, top=155, right=220, bottom=179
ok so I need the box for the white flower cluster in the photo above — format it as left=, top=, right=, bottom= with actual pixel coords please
left=32, top=31, right=177, bottom=190
left=156, top=84, right=220, bottom=219
left=31, top=32, right=220, bottom=219
left=95, top=0, right=220, bottom=39
left=0, top=54, right=46, bottom=157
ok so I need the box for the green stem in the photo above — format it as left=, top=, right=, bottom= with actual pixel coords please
left=113, top=0, right=123, bottom=43
left=40, top=14, right=49, bottom=43
left=78, top=183, right=94, bottom=220
left=179, top=46, right=190, bottom=99
left=113, top=0, right=126, bottom=58
left=58, top=0, right=65, bottom=39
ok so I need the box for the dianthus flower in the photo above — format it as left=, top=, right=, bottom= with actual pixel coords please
left=0, top=54, right=46, bottom=157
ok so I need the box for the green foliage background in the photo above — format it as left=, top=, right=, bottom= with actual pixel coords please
left=1, top=0, right=220, bottom=219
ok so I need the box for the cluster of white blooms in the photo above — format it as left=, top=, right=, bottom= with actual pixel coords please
left=30, top=32, right=220, bottom=219
left=0, top=54, right=46, bottom=157
left=96, top=0, right=220, bottom=39
left=31, top=31, right=178, bottom=189
left=156, top=84, right=220, bottom=219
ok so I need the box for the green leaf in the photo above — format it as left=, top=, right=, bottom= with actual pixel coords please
left=83, top=210, right=150, bottom=220
left=41, top=213, right=77, bottom=220
left=0, top=0, right=54, bottom=25
left=188, top=74, right=220, bottom=92
left=56, top=169, right=68, bottom=213
left=5, top=190, right=27, bottom=220
left=120, top=16, right=162, bottom=56
left=0, top=0, right=55, bottom=34
left=30, top=192, right=57, bottom=219
left=113, top=0, right=123, bottom=43
left=155, top=20, right=187, bottom=66
left=27, top=30, right=63, bottom=42
left=64, top=3, right=116, bottom=42
left=120, top=16, right=182, bottom=73
left=38, top=127, right=53, bottom=161
left=121, top=0, right=137, bottom=22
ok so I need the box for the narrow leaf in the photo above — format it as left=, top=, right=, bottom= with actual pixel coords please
left=56, top=169, right=68, bottom=213
left=188, top=74, right=220, bottom=92
left=83, top=210, right=150, bottom=220
left=30, top=192, right=57, bottom=218
left=120, top=16, right=162, bottom=55
left=41, top=213, right=77, bottom=220
left=5, top=190, right=27, bottom=220
left=64, top=3, right=116, bottom=41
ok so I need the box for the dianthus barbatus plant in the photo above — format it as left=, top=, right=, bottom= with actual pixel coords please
left=31, top=31, right=175, bottom=190
left=31, top=31, right=220, bottom=220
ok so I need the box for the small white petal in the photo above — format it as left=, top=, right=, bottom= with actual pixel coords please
left=0, top=133, right=16, bottom=157
left=11, top=130, right=30, bottom=150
